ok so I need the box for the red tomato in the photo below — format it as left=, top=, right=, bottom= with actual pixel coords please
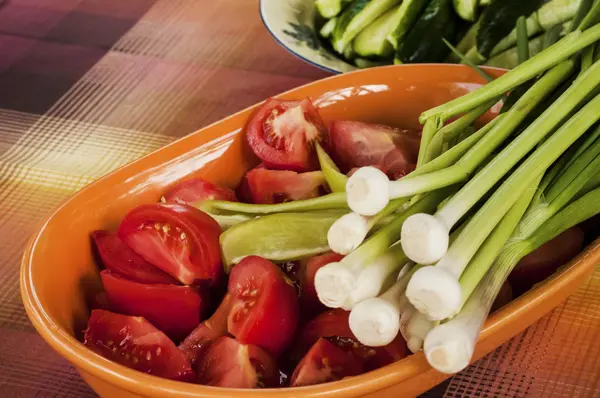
left=290, top=338, right=363, bottom=387
left=163, top=177, right=237, bottom=205
left=246, top=98, right=327, bottom=172
left=328, top=120, right=421, bottom=180
left=290, top=309, right=408, bottom=371
left=509, top=227, right=584, bottom=297
left=196, top=336, right=278, bottom=388
left=101, top=270, right=205, bottom=341
left=84, top=310, right=193, bottom=381
left=244, top=168, right=325, bottom=204
left=178, top=294, right=232, bottom=364
left=117, top=203, right=223, bottom=286
left=227, top=256, right=300, bottom=356
left=91, top=230, right=177, bottom=285
left=89, top=291, right=111, bottom=311
left=299, top=252, right=344, bottom=317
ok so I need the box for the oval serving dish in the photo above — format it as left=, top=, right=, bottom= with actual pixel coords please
left=21, top=64, right=600, bottom=398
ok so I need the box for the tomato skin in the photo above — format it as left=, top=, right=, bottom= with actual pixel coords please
left=289, top=309, right=408, bottom=371
left=196, top=336, right=279, bottom=388
left=117, top=203, right=223, bottom=286
left=84, top=310, right=194, bottom=381
left=163, top=178, right=237, bottom=205
left=246, top=98, right=327, bottom=172
left=509, top=227, right=584, bottom=297
left=178, top=294, right=232, bottom=364
left=89, top=291, right=112, bottom=311
left=101, top=270, right=205, bottom=342
left=328, top=120, right=421, bottom=180
left=290, top=338, right=363, bottom=387
left=227, top=256, right=300, bottom=356
left=244, top=168, right=326, bottom=204
left=91, top=230, right=177, bottom=285
left=300, top=252, right=344, bottom=318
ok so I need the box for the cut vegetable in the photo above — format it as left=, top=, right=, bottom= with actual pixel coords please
left=453, top=0, right=480, bottom=22
left=316, top=0, right=352, bottom=18
left=353, top=5, right=400, bottom=57
left=333, top=0, right=401, bottom=54
left=320, top=17, right=338, bottom=39
left=387, top=0, right=431, bottom=50
left=316, top=143, right=347, bottom=193
left=220, top=211, right=346, bottom=270
left=396, top=0, right=462, bottom=64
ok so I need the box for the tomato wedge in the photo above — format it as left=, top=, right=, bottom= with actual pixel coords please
left=196, top=336, right=278, bottom=388
left=246, top=98, right=327, bottom=172
left=289, top=309, right=408, bottom=371
left=328, top=120, right=421, bottom=180
left=290, top=338, right=363, bottom=387
left=84, top=310, right=193, bottom=381
left=227, top=256, right=300, bottom=356
left=178, top=294, right=232, bottom=364
left=101, top=270, right=205, bottom=341
left=163, top=177, right=237, bottom=205
left=299, top=252, right=344, bottom=317
left=509, top=226, right=584, bottom=296
left=117, top=203, right=222, bottom=286
left=91, top=230, right=177, bottom=285
left=244, top=168, right=326, bottom=204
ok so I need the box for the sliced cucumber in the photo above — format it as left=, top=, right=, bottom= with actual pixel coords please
left=453, top=0, right=480, bottom=22
left=485, top=34, right=545, bottom=69
left=316, top=0, right=352, bottom=18
left=355, top=57, right=389, bottom=68
left=353, top=5, right=401, bottom=57
left=476, top=0, right=546, bottom=59
left=320, top=17, right=338, bottom=38
left=387, top=0, right=430, bottom=50
left=537, top=0, right=582, bottom=30
left=396, top=0, right=462, bottom=64
left=332, top=0, right=401, bottom=54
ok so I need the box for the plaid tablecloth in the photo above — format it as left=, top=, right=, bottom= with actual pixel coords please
left=1, top=1, right=599, bottom=397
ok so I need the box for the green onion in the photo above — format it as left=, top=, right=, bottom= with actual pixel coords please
left=423, top=185, right=600, bottom=374
left=407, top=88, right=600, bottom=321
left=516, top=16, right=530, bottom=64
left=200, top=192, right=348, bottom=214
left=316, top=143, right=348, bottom=193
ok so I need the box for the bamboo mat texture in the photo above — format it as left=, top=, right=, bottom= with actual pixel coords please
left=0, top=0, right=599, bottom=397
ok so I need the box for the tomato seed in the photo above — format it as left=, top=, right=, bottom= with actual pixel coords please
left=248, top=301, right=255, bottom=308
left=107, top=340, right=113, bottom=346
left=156, top=347, right=161, bottom=356
left=132, top=357, right=139, bottom=364
left=180, top=232, right=186, bottom=240
left=146, top=352, right=152, bottom=361
left=162, top=225, right=170, bottom=233
left=249, top=289, right=258, bottom=297
left=154, top=223, right=161, bottom=230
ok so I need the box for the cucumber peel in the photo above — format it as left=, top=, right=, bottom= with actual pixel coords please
left=353, top=5, right=401, bottom=57
left=387, top=0, right=431, bottom=50
left=453, top=0, right=480, bottom=22
left=316, top=0, right=352, bottom=19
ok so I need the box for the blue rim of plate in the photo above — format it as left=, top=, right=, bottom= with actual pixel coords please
left=258, top=0, right=343, bottom=75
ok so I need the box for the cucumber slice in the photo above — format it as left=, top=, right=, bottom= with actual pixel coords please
left=220, top=211, right=346, bottom=271
left=316, top=0, right=352, bottom=18
left=332, top=0, right=401, bottom=54
left=485, top=34, right=545, bottom=69
left=320, top=17, right=338, bottom=38
left=353, top=5, right=401, bottom=57
left=476, top=0, right=546, bottom=59
left=453, top=0, right=480, bottom=22
left=354, top=57, right=390, bottom=68
left=396, top=0, right=462, bottom=64
left=387, top=0, right=430, bottom=50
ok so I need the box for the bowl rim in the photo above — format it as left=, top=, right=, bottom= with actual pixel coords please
left=19, top=63, right=597, bottom=397
left=258, top=0, right=344, bottom=75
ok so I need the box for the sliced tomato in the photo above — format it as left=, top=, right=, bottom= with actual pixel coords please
left=289, top=309, right=408, bottom=371
left=227, top=256, right=300, bottom=356
left=163, top=177, right=237, bottom=205
left=509, top=227, right=584, bottom=297
left=243, top=168, right=325, bottom=204
left=246, top=98, right=327, bottom=172
left=290, top=338, right=363, bottom=387
left=299, top=252, right=344, bottom=318
left=196, top=336, right=279, bottom=388
left=101, top=270, right=205, bottom=341
left=178, top=294, right=232, bottom=364
left=328, top=120, right=421, bottom=180
left=91, top=230, right=177, bottom=285
left=84, top=309, right=193, bottom=381
left=117, top=203, right=223, bottom=286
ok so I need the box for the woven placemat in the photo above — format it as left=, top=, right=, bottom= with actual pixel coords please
left=1, top=1, right=598, bottom=397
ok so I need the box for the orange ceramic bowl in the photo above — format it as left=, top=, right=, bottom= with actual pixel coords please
left=21, top=64, right=600, bottom=398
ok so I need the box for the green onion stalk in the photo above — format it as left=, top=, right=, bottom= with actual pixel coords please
left=406, top=87, right=600, bottom=321
left=423, top=186, right=600, bottom=374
